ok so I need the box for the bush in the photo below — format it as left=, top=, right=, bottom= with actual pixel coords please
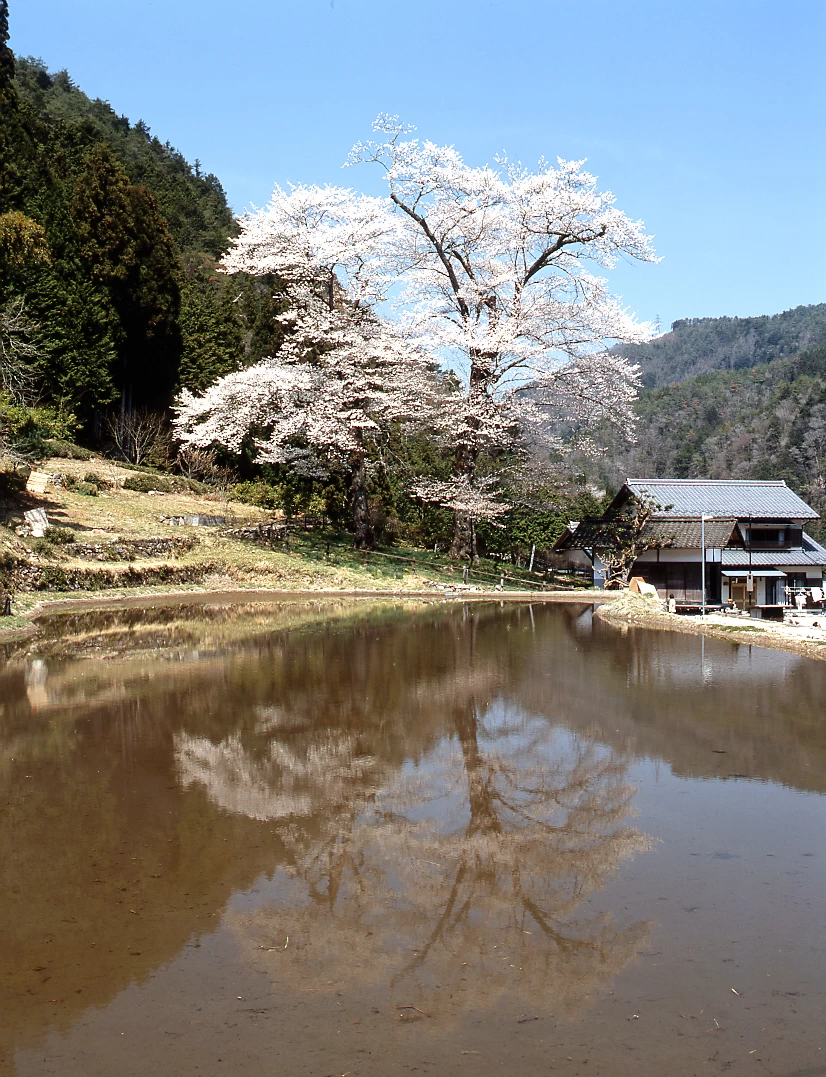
left=42, top=525, right=75, bottom=544
left=75, top=481, right=98, bottom=496
left=123, top=473, right=173, bottom=494
left=43, top=439, right=91, bottom=461
left=82, top=471, right=112, bottom=489
left=228, top=481, right=283, bottom=510
left=1, top=397, right=79, bottom=461
left=0, top=455, right=29, bottom=494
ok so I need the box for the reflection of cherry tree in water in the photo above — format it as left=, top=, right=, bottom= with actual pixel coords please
left=163, top=605, right=651, bottom=1019
left=386, top=704, right=650, bottom=1015
left=230, top=696, right=651, bottom=1021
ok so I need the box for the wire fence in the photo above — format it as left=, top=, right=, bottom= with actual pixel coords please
left=230, top=514, right=591, bottom=592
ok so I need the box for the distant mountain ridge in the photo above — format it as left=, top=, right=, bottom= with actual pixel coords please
left=623, top=303, right=826, bottom=388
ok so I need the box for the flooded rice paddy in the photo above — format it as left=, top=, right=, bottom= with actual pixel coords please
left=1, top=597, right=826, bottom=1077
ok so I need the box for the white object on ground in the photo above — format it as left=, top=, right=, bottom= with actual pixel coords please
left=23, top=507, right=49, bottom=537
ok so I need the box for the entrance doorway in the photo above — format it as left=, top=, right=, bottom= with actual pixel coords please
left=731, top=583, right=747, bottom=610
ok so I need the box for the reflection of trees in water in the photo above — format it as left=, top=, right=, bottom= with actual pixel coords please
left=0, top=601, right=650, bottom=1065
left=214, top=648, right=652, bottom=1020
left=176, top=727, right=379, bottom=821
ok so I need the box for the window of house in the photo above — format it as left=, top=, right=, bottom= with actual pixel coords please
left=748, top=528, right=784, bottom=545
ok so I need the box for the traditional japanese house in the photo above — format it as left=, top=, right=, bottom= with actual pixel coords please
left=554, top=479, right=826, bottom=610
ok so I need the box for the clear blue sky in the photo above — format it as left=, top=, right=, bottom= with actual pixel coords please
left=10, top=0, right=825, bottom=333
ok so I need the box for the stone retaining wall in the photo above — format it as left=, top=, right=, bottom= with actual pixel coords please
left=160, top=514, right=230, bottom=527
left=10, top=559, right=220, bottom=593
left=65, top=537, right=197, bottom=561
left=223, top=523, right=286, bottom=545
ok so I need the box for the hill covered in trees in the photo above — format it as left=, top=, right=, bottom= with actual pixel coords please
left=13, top=56, right=234, bottom=258
left=623, top=303, right=826, bottom=389
left=0, top=6, right=283, bottom=441
left=578, top=302, right=826, bottom=540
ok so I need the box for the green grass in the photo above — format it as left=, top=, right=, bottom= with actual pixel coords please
left=271, top=529, right=584, bottom=592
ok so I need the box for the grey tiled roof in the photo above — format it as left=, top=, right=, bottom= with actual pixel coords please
left=626, top=479, right=819, bottom=520
left=643, top=517, right=738, bottom=548
left=721, top=533, right=826, bottom=567
left=552, top=520, right=616, bottom=549
left=553, top=516, right=738, bottom=551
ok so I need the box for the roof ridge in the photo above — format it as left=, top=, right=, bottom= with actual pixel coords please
left=627, top=478, right=787, bottom=487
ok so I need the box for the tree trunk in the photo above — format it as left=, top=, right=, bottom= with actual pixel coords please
left=453, top=703, right=501, bottom=837
left=450, top=512, right=474, bottom=561
left=350, top=449, right=375, bottom=549
left=450, top=436, right=479, bottom=562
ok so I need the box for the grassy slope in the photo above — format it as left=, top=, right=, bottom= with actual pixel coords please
left=1, top=456, right=576, bottom=635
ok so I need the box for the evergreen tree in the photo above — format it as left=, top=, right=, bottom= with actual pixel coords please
left=0, top=0, right=21, bottom=212
left=70, top=145, right=181, bottom=411
left=178, top=263, right=243, bottom=393
left=0, top=1, right=13, bottom=98
left=0, top=7, right=253, bottom=441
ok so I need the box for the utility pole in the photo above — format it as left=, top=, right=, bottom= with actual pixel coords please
left=748, top=515, right=753, bottom=608
left=701, top=515, right=707, bottom=619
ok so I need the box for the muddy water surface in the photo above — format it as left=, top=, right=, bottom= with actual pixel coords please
left=1, top=599, right=825, bottom=1076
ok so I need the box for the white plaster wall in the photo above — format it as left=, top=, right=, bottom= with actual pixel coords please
left=635, top=548, right=703, bottom=563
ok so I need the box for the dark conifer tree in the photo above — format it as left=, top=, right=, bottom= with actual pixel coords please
left=0, top=1, right=13, bottom=91
left=0, top=34, right=241, bottom=438
left=0, top=0, right=21, bottom=213
left=178, top=265, right=243, bottom=393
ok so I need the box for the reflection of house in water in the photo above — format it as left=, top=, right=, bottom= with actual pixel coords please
left=544, top=604, right=826, bottom=794
left=569, top=605, right=807, bottom=688
left=556, top=479, right=826, bottom=611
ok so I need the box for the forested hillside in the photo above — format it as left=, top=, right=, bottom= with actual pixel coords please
left=623, top=304, right=826, bottom=388
left=0, top=7, right=283, bottom=442
left=13, top=57, right=234, bottom=258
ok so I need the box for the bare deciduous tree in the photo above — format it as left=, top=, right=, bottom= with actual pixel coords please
left=0, top=297, right=40, bottom=406
left=597, top=496, right=673, bottom=589
left=175, top=444, right=235, bottom=487
left=105, top=408, right=166, bottom=466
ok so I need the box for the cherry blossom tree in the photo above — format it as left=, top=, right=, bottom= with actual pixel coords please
left=345, top=117, right=657, bottom=558
left=177, top=127, right=656, bottom=558
left=173, top=187, right=435, bottom=548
